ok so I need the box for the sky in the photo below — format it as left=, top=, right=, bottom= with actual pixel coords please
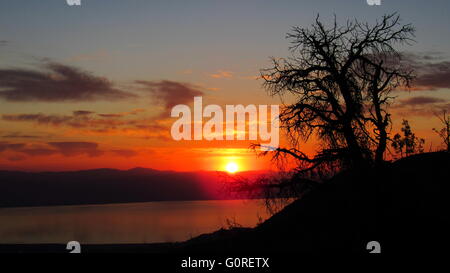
left=0, top=0, right=449, bottom=171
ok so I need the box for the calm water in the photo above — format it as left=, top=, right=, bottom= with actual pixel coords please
left=0, top=200, right=271, bottom=244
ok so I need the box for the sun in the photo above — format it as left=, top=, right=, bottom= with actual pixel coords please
left=225, top=162, right=239, bottom=173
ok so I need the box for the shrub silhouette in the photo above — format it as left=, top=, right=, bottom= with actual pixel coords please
left=391, top=119, right=425, bottom=159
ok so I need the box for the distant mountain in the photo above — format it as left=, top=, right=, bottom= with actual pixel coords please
left=0, top=168, right=267, bottom=207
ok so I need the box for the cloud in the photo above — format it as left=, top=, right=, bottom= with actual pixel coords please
left=206, top=87, right=221, bottom=91
left=97, top=108, right=145, bottom=118
left=398, top=53, right=450, bottom=91
left=0, top=141, right=143, bottom=160
left=0, top=141, right=103, bottom=157
left=0, top=61, right=136, bottom=102
left=136, top=80, right=203, bottom=117
left=0, top=142, right=25, bottom=152
left=2, top=132, right=42, bottom=139
left=0, top=142, right=57, bottom=159
left=1, top=110, right=169, bottom=139
left=0, top=40, right=8, bottom=46
left=2, top=113, right=74, bottom=126
left=395, top=96, right=447, bottom=107
left=210, top=70, right=233, bottom=79
left=73, top=110, right=95, bottom=116
left=47, top=142, right=104, bottom=157
left=413, top=62, right=450, bottom=91
left=2, top=111, right=137, bottom=128
left=19, top=147, right=58, bottom=156
left=97, top=113, right=123, bottom=118
left=392, top=95, right=450, bottom=117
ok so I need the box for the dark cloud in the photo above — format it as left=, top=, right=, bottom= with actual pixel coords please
left=2, top=132, right=42, bottom=139
left=2, top=113, right=73, bottom=126
left=396, top=96, right=447, bottom=107
left=399, top=53, right=450, bottom=91
left=413, top=62, right=450, bottom=91
left=0, top=142, right=25, bottom=152
left=2, top=112, right=132, bottom=128
left=19, top=148, right=58, bottom=156
left=0, top=62, right=136, bottom=102
left=73, top=110, right=95, bottom=116
left=48, top=142, right=104, bottom=157
left=0, top=141, right=102, bottom=157
left=98, top=113, right=123, bottom=118
left=392, top=95, right=450, bottom=117
left=97, top=108, right=145, bottom=119
left=2, top=110, right=169, bottom=139
left=136, top=80, right=203, bottom=117
left=0, top=141, right=144, bottom=160
left=0, top=40, right=8, bottom=46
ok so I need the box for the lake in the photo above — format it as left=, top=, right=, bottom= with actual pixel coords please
left=0, top=199, right=272, bottom=244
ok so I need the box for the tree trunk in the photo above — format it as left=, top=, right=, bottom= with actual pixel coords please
left=342, top=123, right=366, bottom=167
left=375, top=129, right=387, bottom=165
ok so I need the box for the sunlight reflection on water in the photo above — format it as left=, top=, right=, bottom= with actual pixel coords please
left=0, top=199, right=273, bottom=244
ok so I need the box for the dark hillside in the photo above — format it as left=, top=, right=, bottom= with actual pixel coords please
left=174, top=152, right=450, bottom=254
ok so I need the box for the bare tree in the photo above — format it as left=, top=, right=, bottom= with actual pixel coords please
left=433, top=111, right=450, bottom=152
left=258, top=13, right=414, bottom=174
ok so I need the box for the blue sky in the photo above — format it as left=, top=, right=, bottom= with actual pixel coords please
left=1, top=0, right=449, bottom=83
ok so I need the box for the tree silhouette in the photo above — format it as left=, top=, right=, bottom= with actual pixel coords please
left=391, top=119, right=425, bottom=159
left=432, top=111, right=450, bottom=152
left=257, top=13, right=414, bottom=174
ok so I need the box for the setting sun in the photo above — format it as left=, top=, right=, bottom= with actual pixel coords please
left=225, top=162, right=239, bottom=173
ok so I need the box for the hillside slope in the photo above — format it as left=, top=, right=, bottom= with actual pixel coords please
left=173, top=152, right=450, bottom=254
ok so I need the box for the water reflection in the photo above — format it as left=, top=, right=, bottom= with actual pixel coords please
left=0, top=199, right=270, bottom=244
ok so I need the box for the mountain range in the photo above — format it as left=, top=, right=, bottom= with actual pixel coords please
left=0, top=168, right=265, bottom=207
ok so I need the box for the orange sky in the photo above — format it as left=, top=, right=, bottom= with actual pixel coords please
left=1, top=2, right=449, bottom=172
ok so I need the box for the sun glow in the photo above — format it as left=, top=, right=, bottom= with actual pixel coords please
left=225, top=162, right=239, bottom=173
